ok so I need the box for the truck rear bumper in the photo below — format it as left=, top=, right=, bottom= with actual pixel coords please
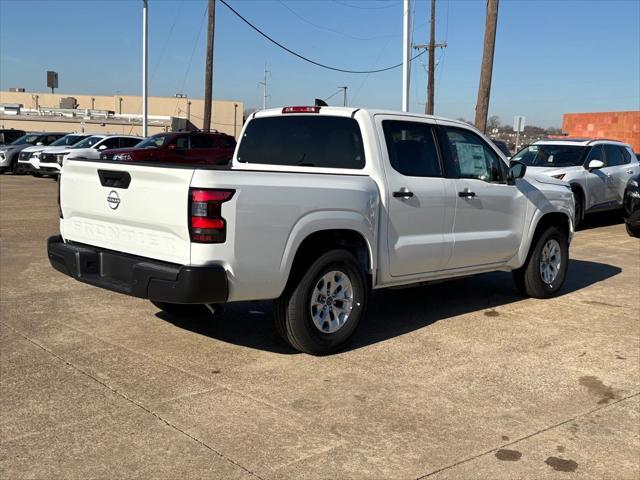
left=47, top=235, right=228, bottom=304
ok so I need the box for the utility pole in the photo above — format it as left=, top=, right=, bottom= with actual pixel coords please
left=258, top=63, right=270, bottom=110
left=413, top=0, right=447, bottom=117
left=338, top=86, right=348, bottom=107
left=203, top=0, right=215, bottom=131
left=142, top=0, right=148, bottom=137
left=402, top=0, right=411, bottom=112
left=474, top=0, right=499, bottom=133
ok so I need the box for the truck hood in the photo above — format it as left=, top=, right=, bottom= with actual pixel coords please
left=525, top=169, right=572, bottom=188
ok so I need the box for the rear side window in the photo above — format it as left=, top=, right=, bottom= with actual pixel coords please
left=120, top=138, right=141, bottom=148
left=603, top=144, right=625, bottom=166
left=190, top=135, right=215, bottom=149
left=382, top=120, right=441, bottom=177
left=237, top=116, right=365, bottom=169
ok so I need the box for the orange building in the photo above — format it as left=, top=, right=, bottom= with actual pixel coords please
left=562, top=111, right=640, bottom=152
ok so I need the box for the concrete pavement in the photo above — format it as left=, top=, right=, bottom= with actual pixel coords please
left=1, top=174, right=638, bottom=479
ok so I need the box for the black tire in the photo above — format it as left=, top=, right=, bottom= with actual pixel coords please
left=151, top=301, right=207, bottom=316
left=572, top=188, right=584, bottom=228
left=274, top=249, right=369, bottom=355
left=513, top=225, right=569, bottom=298
left=626, top=223, right=640, bottom=238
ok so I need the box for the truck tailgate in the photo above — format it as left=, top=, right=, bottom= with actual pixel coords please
left=60, top=161, right=194, bottom=265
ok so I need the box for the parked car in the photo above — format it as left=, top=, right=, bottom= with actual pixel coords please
left=37, top=134, right=94, bottom=177
left=511, top=138, right=639, bottom=226
left=0, top=132, right=66, bottom=174
left=0, top=128, right=26, bottom=146
left=17, top=133, right=90, bottom=176
left=490, top=138, right=511, bottom=158
left=101, top=130, right=236, bottom=165
left=48, top=106, right=575, bottom=355
left=43, top=134, right=142, bottom=175
left=623, top=174, right=640, bottom=237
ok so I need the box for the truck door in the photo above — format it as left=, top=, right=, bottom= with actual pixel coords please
left=376, top=116, right=456, bottom=277
left=438, top=122, right=527, bottom=270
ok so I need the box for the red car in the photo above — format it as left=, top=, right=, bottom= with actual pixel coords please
left=101, top=131, right=236, bottom=165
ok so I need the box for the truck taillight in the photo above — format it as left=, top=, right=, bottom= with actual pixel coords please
left=189, top=188, right=234, bottom=243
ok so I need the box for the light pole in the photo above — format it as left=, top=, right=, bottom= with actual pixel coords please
left=142, top=0, right=148, bottom=137
left=402, top=0, right=411, bottom=112
left=234, top=103, right=238, bottom=138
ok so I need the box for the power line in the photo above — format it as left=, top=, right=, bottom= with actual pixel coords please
left=219, top=0, right=426, bottom=74
left=276, top=0, right=396, bottom=41
left=173, top=4, right=208, bottom=117
left=332, top=0, right=397, bottom=10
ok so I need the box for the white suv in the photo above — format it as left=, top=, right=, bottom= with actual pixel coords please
left=40, top=134, right=141, bottom=176
left=511, top=138, right=639, bottom=225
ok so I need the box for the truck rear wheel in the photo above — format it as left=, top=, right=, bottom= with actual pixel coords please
left=275, top=249, right=368, bottom=355
left=513, top=225, right=568, bottom=298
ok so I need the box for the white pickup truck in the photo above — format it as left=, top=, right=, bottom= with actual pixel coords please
left=48, top=107, right=574, bottom=354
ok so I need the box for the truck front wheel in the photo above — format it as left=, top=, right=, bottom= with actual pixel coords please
left=275, top=249, right=369, bottom=355
left=513, top=225, right=569, bottom=298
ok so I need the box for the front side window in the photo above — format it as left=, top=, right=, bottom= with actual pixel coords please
left=585, top=145, right=604, bottom=164
left=603, top=144, right=625, bottom=167
left=43, top=134, right=64, bottom=145
left=382, top=120, right=441, bottom=177
left=237, top=115, right=365, bottom=169
left=512, top=144, right=587, bottom=168
left=99, top=138, right=121, bottom=150
left=444, top=127, right=505, bottom=182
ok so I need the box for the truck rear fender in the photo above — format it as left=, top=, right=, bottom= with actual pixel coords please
left=280, top=211, right=377, bottom=293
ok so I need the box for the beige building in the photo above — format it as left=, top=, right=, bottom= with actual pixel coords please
left=0, top=90, right=244, bottom=138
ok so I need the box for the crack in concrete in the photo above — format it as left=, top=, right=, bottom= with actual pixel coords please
left=415, top=391, right=640, bottom=479
left=2, top=322, right=266, bottom=480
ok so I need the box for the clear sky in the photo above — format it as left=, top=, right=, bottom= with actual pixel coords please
left=1, top=0, right=638, bottom=127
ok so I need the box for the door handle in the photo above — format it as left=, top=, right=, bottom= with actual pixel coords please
left=393, top=188, right=414, bottom=199
left=458, top=189, right=476, bottom=198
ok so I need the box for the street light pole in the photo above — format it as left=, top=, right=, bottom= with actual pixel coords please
left=402, top=0, right=411, bottom=112
left=142, top=0, right=148, bottom=137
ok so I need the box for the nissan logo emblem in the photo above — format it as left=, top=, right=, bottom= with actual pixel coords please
left=107, top=190, right=120, bottom=210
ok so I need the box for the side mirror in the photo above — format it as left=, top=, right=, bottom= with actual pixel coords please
left=587, top=159, right=604, bottom=171
left=98, top=144, right=108, bottom=150
left=507, top=160, right=527, bottom=184
left=167, top=143, right=176, bottom=150
left=36, top=142, right=44, bottom=146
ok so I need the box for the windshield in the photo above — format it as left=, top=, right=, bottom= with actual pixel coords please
left=51, top=134, right=87, bottom=147
left=10, top=134, right=40, bottom=146
left=72, top=136, right=103, bottom=149
left=511, top=144, right=587, bottom=168
left=135, top=134, right=171, bottom=149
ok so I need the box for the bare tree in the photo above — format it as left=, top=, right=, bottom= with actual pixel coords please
left=487, top=115, right=501, bottom=130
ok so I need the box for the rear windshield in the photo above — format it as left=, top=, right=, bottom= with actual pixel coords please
left=237, top=115, right=365, bottom=169
left=511, top=144, right=587, bottom=168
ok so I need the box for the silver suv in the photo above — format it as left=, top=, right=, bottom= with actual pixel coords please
left=511, top=138, right=639, bottom=225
